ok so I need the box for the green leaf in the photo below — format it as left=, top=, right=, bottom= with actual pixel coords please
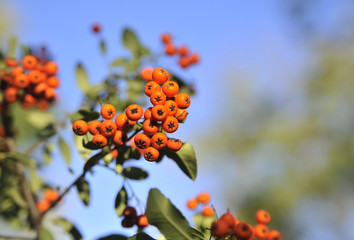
left=165, top=143, right=197, bottom=181
left=127, top=233, right=154, bottom=240
left=4, top=152, right=37, bottom=167
left=21, top=45, right=31, bottom=56
left=189, top=227, right=205, bottom=240
left=100, top=39, right=107, bottom=56
left=6, top=188, right=27, bottom=208
left=58, top=136, right=71, bottom=165
left=111, top=58, right=127, bottom=67
left=40, top=228, right=54, bottom=240
left=83, top=151, right=105, bottom=172
left=43, top=142, right=54, bottom=165
left=122, top=28, right=140, bottom=56
left=122, top=167, right=148, bottom=180
left=71, top=109, right=100, bottom=124
left=54, top=218, right=83, bottom=240
left=7, top=35, right=18, bottom=59
left=27, top=111, right=55, bottom=129
left=76, top=63, right=90, bottom=93
left=29, top=168, right=43, bottom=192
left=74, top=135, right=92, bottom=159
left=97, top=234, right=127, bottom=240
left=75, top=177, right=90, bottom=206
left=146, top=188, right=194, bottom=240
left=115, top=186, right=128, bottom=217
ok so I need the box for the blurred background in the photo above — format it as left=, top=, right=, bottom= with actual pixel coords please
left=1, top=0, right=354, bottom=239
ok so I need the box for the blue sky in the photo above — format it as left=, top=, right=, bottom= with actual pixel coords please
left=1, top=0, right=313, bottom=239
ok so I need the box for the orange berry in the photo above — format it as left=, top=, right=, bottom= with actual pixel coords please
left=233, top=222, right=253, bottom=239
left=140, top=67, right=153, bottom=81
left=125, top=104, right=143, bottom=121
left=44, top=189, right=59, bottom=202
left=22, top=55, right=37, bottom=70
left=92, top=23, right=101, bottom=33
left=175, top=108, right=188, bottom=122
left=162, top=81, right=179, bottom=97
left=254, top=224, right=269, bottom=239
left=46, top=76, right=60, bottom=88
left=197, top=192, right=211, bottom=204
left=256, top=209, right=271, bottom=225
left=5, top=58, right=18, bottom=67
left=99, top=120, right=117, bottom=137
left=101, top=104, right=116, bottom=119
left=72, top=120, right=89, bottom=135
left=161, top=33, right=172, bottom=44
left=29, top=70, right=46, bottom=84
left=22, top=94, right=36, bottom=109
left=166, top=138, right=182, bottom=152
left=115, top=113, right=130, bottom=131
left=175, top=93, right=191, bottom=109
left=88, top=120, right=101, bottom=135
left=11, top=66, right=23, bottom=76
left=14, top=74, right=30, bottom=88
left=36, top=199, right=51, bottom=213
left=34, top=82, right=48, bottom=95
left=92, top=134, right=107, bottom=148
left=179, top=45, right=188, bottom=56
left=144, top=107, right=152, bottom=119
left=179, top=56, right=190, bottom=68
left=150, top=91, right=166, bottom=106
left=186, top=198, right=198, bottom=209
left=37, top=100, right=50, bottom=111
left=151, top=105, right=167, bottom=121
left=211, top=220, right=230, bottom=238
left=151, top=132, right=168, bottom=150
left=202, top=205, right=214, bottom=217
left=143, top=147, right=159, bottom=162
left=144, top=81, right=160, bottom=97
left=164, top=100, right=178, bottom=116
left=111, top=149, right=119, bottom=159
left=267, top=230, right=282, bottom=240
left=142, top=119, right=159, bottom=136
left=45, top=88, right=56, bottom=99
left=44, top=61, right=58, bottom=75
left=4, top=88, right=18, bottom=103
left=219, top=212, right=235, bottom=228
left=190, top=53, right=200, bottom=64
left=165, top=43, right=176, bottom=56
left=162, top=116, right=179, bottom=133
left=152, top=67, right=170, bottom=84
left=134, top=132, right=151, bottom=149
left=137, top=215, right=149, bottom=227
left=112, top=130, right=128, bottom=146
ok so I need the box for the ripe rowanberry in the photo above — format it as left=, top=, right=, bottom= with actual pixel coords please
left=254, top=224, right=269, bottom=239
left=162, top=116, right=179, bottom=133
left=233, top=222, right=253, bottom=239
left=197, top=192, right=211, bottom=204
left=211, top=220, right=230, bottom=238
left=256, top=209, right=271, bottom=225
left=101, top=104, right=116, bottom=120
left=126, top=104, right=143, bottom=121
left=166, top=138, right=182, bottom=152
left=267, top=230, right=282, bottom=240
left=14, top=74, right=30, bottom=88
left=46, top=76, right=60, bottom=88
left=175, top=108, right=188, bottom=122
left=134, top=133, right=151, bottom=149
left=92, top=134, right=107, bottom=148
left=22, top=55, right=37, bottom=70
left=179, top=56, right=190, bottom=68
left=165, top=43, right=176, bottom=56
left=175, top=93, right=191, bottom=109
left=44, top=61, right=58, bottom=75
left=152, top=68, right=170, bottom=84
left=144, top=107, right=152, bottom=119
left=115, top=113, right=130, bottom=131
left=22, top=94, right=36, bottom=109
left=143, top=147, right=159, bottom=162
left=4, top=88, right=18, bottom=103
left=112, top=130, right=127, bottom=146
left=142, top=119, right=159, bottom=136
left=151, top=105, right=167, bottom=121
left=36, top=199, right=51, bottom=213
left=137, top=215, right=149, bottom=227
left=164, top=100, right=178, bottom=116
left=219, top=212, right=235, bottom=228
left=44, top=189, right=59, bottom=202
left=162, top=81, right=179, bottom=98
left=72, top=120, right=89, bottom=135
left=186, top=198, right=198, bottom=209
left=179, top=45, right=189, bottom=56
left=151, top=132, right=168, bottom=150
left=99, top=120, right=117, bottom=137
left=202, top=206, right=214, bottom=217
left=140, top=67, right=153, bottom=81
left=88, top=120, right=101, bottom=135
left=150, top=91, right=166, bottom=106
left=144, top=81, right=160, bottom=97
left=161, top=33, right=172, bottom=44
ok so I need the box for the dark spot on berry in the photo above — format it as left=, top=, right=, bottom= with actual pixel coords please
left=131, top=108, right=138, bottom=114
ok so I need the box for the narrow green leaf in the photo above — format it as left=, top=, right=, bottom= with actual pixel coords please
left=97, top=234, right=127, bottom=240
left=7, top=35, right=18, bottom=59
left=115, top=186, right=128, bottom=217
left=40, top=228, right=54, bottom=240
left=29, top=168, right=43, bottom=192
left=122, top=167, right=148, bottom=180
left=76, top=63, right=90, bottom=93
left=54, top=218, right=83, bottom=240
left=43, top=142, right=54, bottom=165
left=75, top=177, right=90, bottom=206
left=100, top=39, right=107, bottom=56
left=83, top=151, right=105, bottom=172
left=146, top=188, right=194, bottom=240
left=122, top=28, right=140, bottom=55
left=111, top=58, right=127, bottom=67
left=71, top=109, right=100, bottom=124
left=189, top=227, right=204, bottom=240
left=127, top=233, right=154, bottom=240
left=165, top=142, right=197, bottom=180
left=58, top=136, right=71, bottom=165
left=6, top=188, right=27, bottom=208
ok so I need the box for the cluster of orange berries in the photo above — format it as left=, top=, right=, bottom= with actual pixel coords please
left=121, top=206, right=149, bottom=228
left=187, top=192, right=214, bottom=217
left=211, top=209, right=282, bottom=240
left=36, top=189, right=59, bottom=213
left=0, top=55, right=59, bottom=110
left=161, top=33, right=200, bottom=68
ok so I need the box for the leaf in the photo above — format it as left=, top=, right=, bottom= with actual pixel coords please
left=189, top=227, right=204, bottom=240
left=71, top=109, right=100, bottom=124
left=76, top=63, right=90, bottom=93
left=54, top=218, right=83, bottom=240
left=58, top=136, right=71, bottom=165
left=100, top=39, right=107, bottom=56
left=127, top=233, right=154, bottom=240
left=165, top=143, right=197, bottom=181
left=122, top=167, right=148, bottom=180
left=97, top=234, right=128, bottom=240
left=146, top=188, right=194, bottom=240
left=40, top=227, right=54, bottom=240
left=83, top=151, right=105, bottom=172
left=115, top=186, right=128, bottom=217
left=29, top=168, right=43, bottom=192
left=6, top=188, right=27, bottom=208
left=27, top=111, right=54, bottom=129
left=122, top=28, right=140, bottom=56
left=74, top=135, right=92, bottom=159
left=75, top=177, right=90, bottom=206
left=42, top=142, right=54, bottom=165
left=7, top=35, right=18, bottom=59
left=111, top=58, right=127, bottom=67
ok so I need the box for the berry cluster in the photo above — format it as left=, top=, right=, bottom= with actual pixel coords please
left=211, top=209, right=282, bottom=240
left=121, top=206, right=149, bottom=228
left=187, top=192, right=214, bottom=217
left=36, top=189, right=59, bottom=213
left=73, top=67, right=191, bottom=162
left=0, top=55, right=60, bottom=110
left=161, top=33, right=200, bottom=68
